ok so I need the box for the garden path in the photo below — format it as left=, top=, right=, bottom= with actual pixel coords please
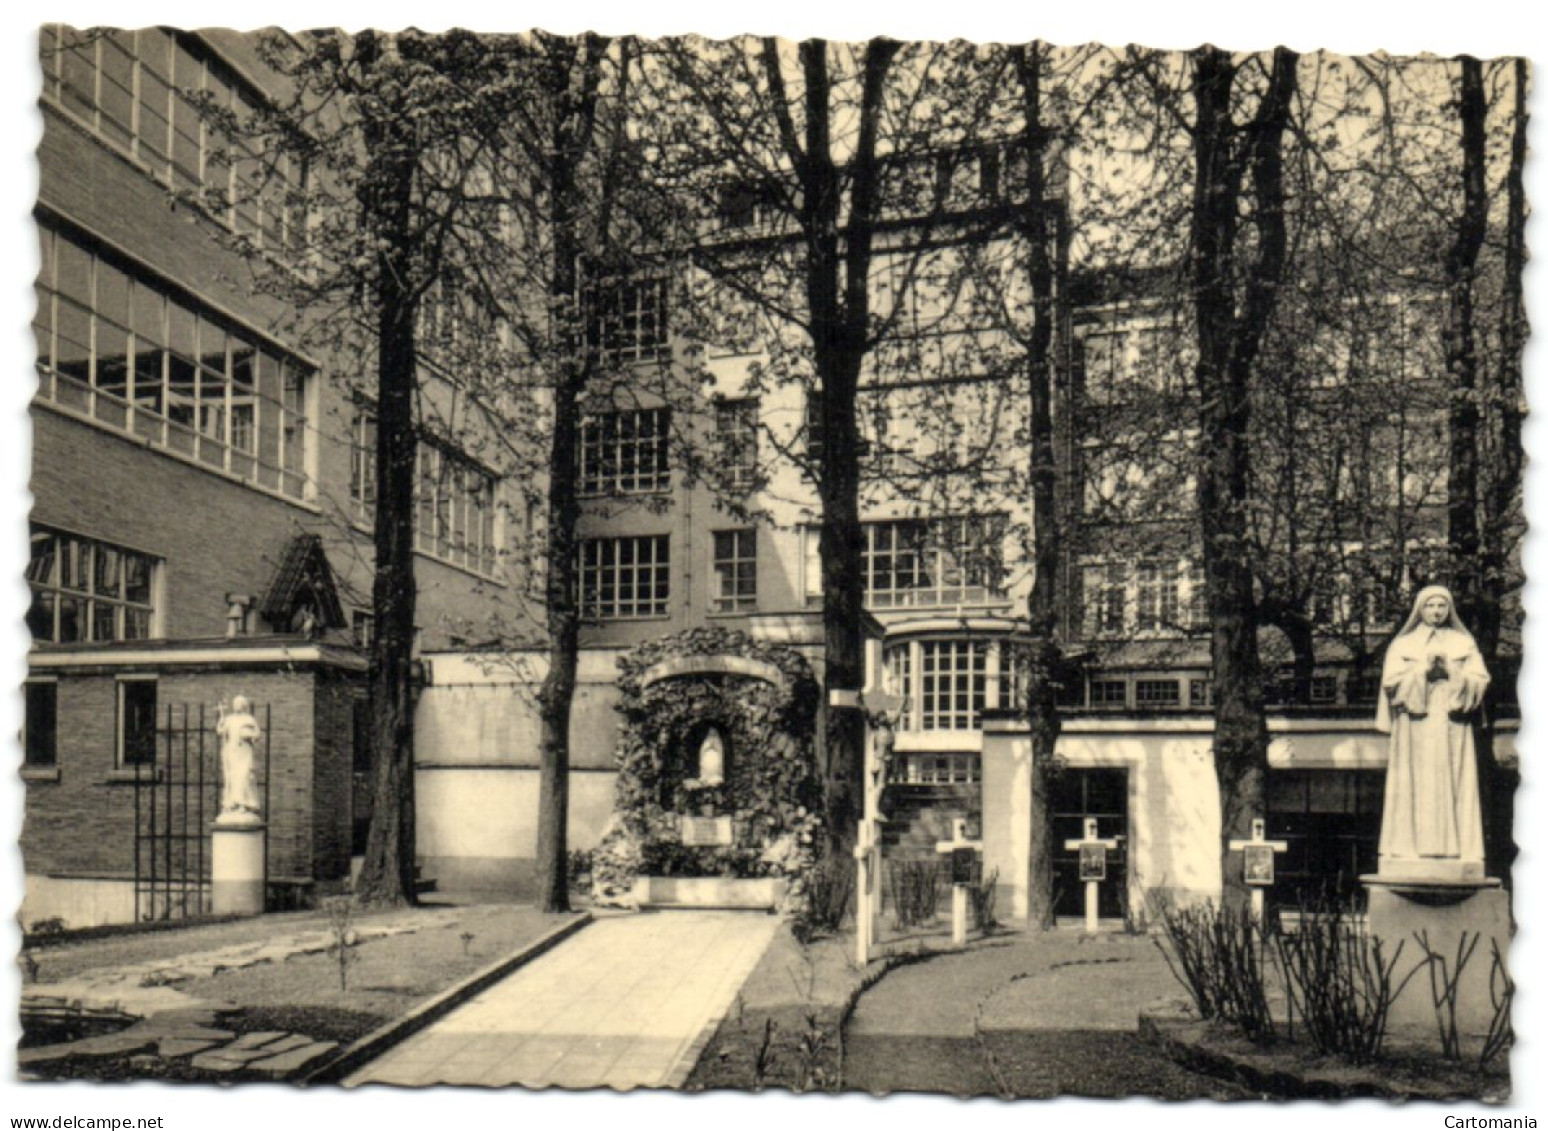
left=344, top=909, right=780, bottom=1090
left=843, top=929, right=1251, bottom=1098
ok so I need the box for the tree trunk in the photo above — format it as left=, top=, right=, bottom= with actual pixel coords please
left=1189, top=47, right=1296, bottom=912
left=1446, top=57, right=1488, bottom=632
left=1013, top=42, right=1061, bottom=929
left=788, top=38, right=897, bottom=850
left=532, top=38, right=603, bottom=913
left=1474, top=58, right=1527, bottom=886
left=355, top=40, right=421, bottom=907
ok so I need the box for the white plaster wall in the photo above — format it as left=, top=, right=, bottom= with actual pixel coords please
left=21, top=876, right=137, bottom=930
left=415, top=767, right=617, bottom=862
left=1056, top=730, right=1223, bottom=914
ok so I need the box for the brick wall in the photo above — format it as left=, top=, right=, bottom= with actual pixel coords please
left=20, top=665, right=336, bottom=887
left=310, top=670, right=358, bottom=881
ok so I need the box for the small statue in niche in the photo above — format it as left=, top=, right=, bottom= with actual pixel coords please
left=694, top=724, right=726, bottom=788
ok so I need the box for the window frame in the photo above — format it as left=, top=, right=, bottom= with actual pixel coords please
left=580, top=534, right=671, bottom=621
left=27, top=526, right=161, bottom=645
left=23, top=678, right=60, bottom=775
left=578, top=407, right=672, bottom=497
left=711, top=528, right=758, bottom=614
left=34, top=223, right=313, bottom=501
left=116, top=675, right=158, bottom=769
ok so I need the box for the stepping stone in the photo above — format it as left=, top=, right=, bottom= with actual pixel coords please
left=246, top=1040, right=339, bottom=1080
left=253, top=1034, right=315, bottom=1056
left=140, top=1007, right=226, bottom=1030
left=190, top=1045, right=284, bottom=1071
left=19, top=1032, right=157, bottom=1065
left=157, top=1037, right=223, bottom=1058
left=227, top=1030, right=290, bottom=1051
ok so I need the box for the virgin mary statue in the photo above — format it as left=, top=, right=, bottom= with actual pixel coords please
left=1375, top=585, right=1489, bottom=882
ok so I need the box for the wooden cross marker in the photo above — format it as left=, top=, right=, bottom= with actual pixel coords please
left=1064, top=817, right=1121, bottom=934
left=935, top=818, right=984, bottom=946
left=1228, top=817, right=1289, bottom=923
left=830, top=676, right=905, bottom=966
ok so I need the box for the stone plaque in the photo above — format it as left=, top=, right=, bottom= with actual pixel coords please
left=680, top=815, right=734, bottom=847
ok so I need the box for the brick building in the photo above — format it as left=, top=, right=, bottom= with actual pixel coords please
left=22, top=29, right=520, bottom=927
left=21, top=31, right=1519, bottom=926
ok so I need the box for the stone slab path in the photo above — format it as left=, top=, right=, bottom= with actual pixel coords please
left=19, top=1005, right=338, bottom=1080
left=346, top=911, right=780, bottom=1091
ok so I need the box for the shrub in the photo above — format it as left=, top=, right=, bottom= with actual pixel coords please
left=1272, top=901, right=1420, bottom=1064
left=1154, top=900, right=1276, bottom=1044
left=887, top=859, right=940, bottom=929
left=970, top=867, right=999, bottom=932
left=792, top=855, right=853, bottom=943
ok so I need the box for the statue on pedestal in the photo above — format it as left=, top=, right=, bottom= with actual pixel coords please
left=1375, top=585, right=1489, bottom=882
left=217, top=696, right=263, bottom=820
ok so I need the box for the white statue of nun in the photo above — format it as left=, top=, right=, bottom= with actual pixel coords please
left=1375, top=585, right=1489, bottom=882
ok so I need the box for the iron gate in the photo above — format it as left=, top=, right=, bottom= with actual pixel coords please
left=132, top=703, right=271, bottom=922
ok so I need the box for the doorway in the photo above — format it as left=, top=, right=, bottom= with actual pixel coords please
left=1051, top=767, right=1129, bottom=921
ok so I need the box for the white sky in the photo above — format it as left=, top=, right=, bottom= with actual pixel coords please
left=1, top=3, right=1543, bottom=1131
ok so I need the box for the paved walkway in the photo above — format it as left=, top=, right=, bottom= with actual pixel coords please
left=346, top=911, right=781, bottom=1090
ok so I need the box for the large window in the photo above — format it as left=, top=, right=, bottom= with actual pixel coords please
left=349, top=413, right=499, bottom=575
left=1081, top=557, right=1204, bottom=638
left=581, top=535, right=670, bottom=620
left=714, top=398, right=759, bottom=491
left=585, top=278, right=669, bottom=364
left=885, top=637, right=1023, bottom=733
left=1267, top=770, right=1383, bottom=910
left=1136, top=560, right=1182, bottom=631
left=27, top=527, right=158, bottom=644
left=579, top=408, right=671, bottom=496
left=863, top=516, right=1006, bottom=609
left=712, top=530, right=757, bottom=614
left=920, top=640, right=988, bottom=730
left=41, top=28, right=307, bottom=252
left=34, top=225, right=311, bottom=499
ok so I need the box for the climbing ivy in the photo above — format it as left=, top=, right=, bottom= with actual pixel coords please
left=593, top=628, right=823, bottom=899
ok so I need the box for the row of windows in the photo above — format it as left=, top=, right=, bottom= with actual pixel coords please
left=576, top=530, right=759, bottom=621
left=26, top=528, right=160, bottom=645
left=803, top=516, right=1009, bottom=612
left=1082, top=558, right=1206, bottom=638
left=22, top=677, right=156, bottom=769
left=884, top=639, right=1026, bottom=732
left=34, top=224, right=311, bottom=500
left=347, top=415, right=500, bottom=576
left=41, top=27, right=308, bottom=252
left=576, top=399, right=760, bottom=497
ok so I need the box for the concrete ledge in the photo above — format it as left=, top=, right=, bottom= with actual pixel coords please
left=302, top=912, right=593, bottom=1086
left=1138, top=1011, right=1507, bottom=1101
left=631, top=876, right=787, bottom=911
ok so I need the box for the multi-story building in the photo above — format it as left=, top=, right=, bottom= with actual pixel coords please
left=22, top=30, right=1518, bottom=927
left=22, top=28, right=521, bottom=927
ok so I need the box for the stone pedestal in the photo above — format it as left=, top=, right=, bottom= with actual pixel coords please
left=1363, top=876, right=1510, bottom=1036
left=212, top=814, right=266, bottom=916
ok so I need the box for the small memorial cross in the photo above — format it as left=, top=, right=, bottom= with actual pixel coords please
left=1064, top=817, right=1121, bottom=934
left=1228, top=818, right=1288, bottom=923
left=829, top=682, right=905, bottom=965
left=935, top=818, right=984, bottom=946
